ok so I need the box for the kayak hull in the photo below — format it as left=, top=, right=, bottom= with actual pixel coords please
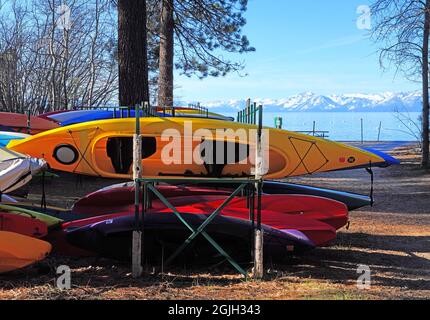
left=0, top=213, right=48, bottom=238
left=0, top=231, right=51, bottom=274
left=66, top=214, right=315, bottom=263
left=7, top=117, right=390, bottom=179
left=0, top=112, right=58, bottom=135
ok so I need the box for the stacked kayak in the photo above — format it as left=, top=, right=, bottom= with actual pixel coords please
left=0, top=107, right=401, bottom=272
left=80, top=181, right=372, bottom=211
left=0, top=147, right=47, bottom=194
left=0, top=204, right=60, bottom=274
left=0, top=112, right=58, bottom=134
left=0, top=131, right=30, bottom=147
left=65, top=214, right=314, bottom=263
left=7, top=117, right=395, bottom=179
left=69, top=185, right=348, bottom=248
left=44, top=108, right=234, bottom=127
left=0, top=231, right=51, bottom=274
left=0, top=213, right=48, bottom=238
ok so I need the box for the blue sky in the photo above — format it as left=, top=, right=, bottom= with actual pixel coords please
left=175, top=0, right=421, bottom=102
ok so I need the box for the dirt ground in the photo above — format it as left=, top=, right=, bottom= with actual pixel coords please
left=0, top=144, right=429, bottom=300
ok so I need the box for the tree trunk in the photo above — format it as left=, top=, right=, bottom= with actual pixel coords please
left=422, top=1, right=430, bottom=168
left=118, top=0, right=150, bottom=107
left=158, top=0, right=174, bottom=107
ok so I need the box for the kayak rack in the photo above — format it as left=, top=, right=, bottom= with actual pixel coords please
left=131, top=101, right=266, bottom=279
left=74, top=103, right=211, bottom=119
left=133, top=177, right=262, bottom=278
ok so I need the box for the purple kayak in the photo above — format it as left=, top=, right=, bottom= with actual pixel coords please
left=66, top=213, right=315, bottom=264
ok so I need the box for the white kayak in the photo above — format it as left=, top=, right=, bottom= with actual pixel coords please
left=0, top=147, right=47, bottom=194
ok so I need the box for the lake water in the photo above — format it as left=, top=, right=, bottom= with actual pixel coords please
left=223, top=112, right=421, bottom=142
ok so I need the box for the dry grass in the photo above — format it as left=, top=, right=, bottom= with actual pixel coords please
left=0, top=144, right=429, bottom=300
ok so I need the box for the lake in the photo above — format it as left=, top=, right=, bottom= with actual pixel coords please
left=223, top=112, right=421, bottom=142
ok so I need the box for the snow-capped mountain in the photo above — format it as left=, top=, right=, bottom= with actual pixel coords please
left=188, top=91, right=422, bottom=113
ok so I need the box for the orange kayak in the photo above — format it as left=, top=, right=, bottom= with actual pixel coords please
left=0, top=112, right=58, bottom=134
left=0, top=231, right=51, bottom=274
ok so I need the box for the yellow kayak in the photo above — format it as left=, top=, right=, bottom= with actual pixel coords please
left=7, top=117, right=389, bottom=179
left=0, top=231, right=51, bottom=274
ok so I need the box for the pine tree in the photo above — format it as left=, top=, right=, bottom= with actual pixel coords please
left=118, top=0, right=150, bottom=106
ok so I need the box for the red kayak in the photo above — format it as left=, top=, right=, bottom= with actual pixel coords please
left=159, top=206, right=336, bottom=247
left=57, top=198, right=337, bottom=256
left=72, top=185, right=232, bottom=215
left=73, top=191, right=348, bottom=231
left=190, top=195, right=349, bottom=231
left=0, top=112, right=58, bottom=134
left=0, top=212, right=48, bottom=238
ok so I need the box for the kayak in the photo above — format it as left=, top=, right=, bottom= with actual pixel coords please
left=185, top=195, right=348, bottom=230
left=72, top=185, right=233, bottom=215
left=0, top=213, right=48, bottom=238
left=258, top=181, right=371, bottom=211
left=0, top=131, right=30, bottom=147
left=0, top=112, right=58, bottom=134
left=38, top=110, right=74, bottom=121
left=67, top=206, right=336, bottom=246
left=74, top=181, right=370, bottom=213
left=7, top=117, right=394, bottom=179
left=59, top=109, right=234, bottom=126
left=72, top=189, right=348, bottom=230
left=0, top=147, right=47, bottom=194
left=198, top=181, right=372, bottom=211
left=0, top=231, right=51, bottom=274
left=70, top=193, right=344, bottom=247
left=0, top=204, right=63, bottom=228
left=65, top=214, right=315, bottom=263
left=72, top=186, right=347, bottom=231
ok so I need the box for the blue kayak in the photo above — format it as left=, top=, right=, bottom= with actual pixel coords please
left=361, top=147, right=401, bottom=166
left=58, top=109, right=234, bottom=126
left=0, top=131, right=30, bottom=147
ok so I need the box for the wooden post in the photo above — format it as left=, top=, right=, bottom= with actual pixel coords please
left=132, top=103, right=143, bottom=278
left=253, top=104, right=264, bottom=279
left=27, top=109, right=31, bottom=134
